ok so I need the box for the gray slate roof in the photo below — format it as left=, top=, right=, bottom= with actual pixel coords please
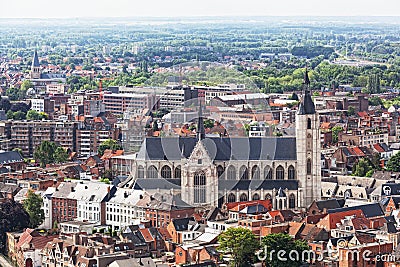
left=0, top=151, right=24, bottom=165
left=327, top=203, right=384, bottom=218
left=137, top=137, right=296, bottom=161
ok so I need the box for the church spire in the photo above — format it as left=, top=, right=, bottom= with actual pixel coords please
left=197, top=100, right=205, bottom=141
left=32, top=49, right=40, bottom=68
left=297, top=68, right=315, bottom=115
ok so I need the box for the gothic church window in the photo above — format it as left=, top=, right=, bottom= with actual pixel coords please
left=161, top=165, right=172, bottom=179
left=276, top=166, right=284, bottom=179
left=227, top=193, right=236, bottom=203
left=251, top=165, right=260, bottom=180
left=264, top=166, right=272, bottom=179
left=137, top=166, right=144, bottom=179
left=240, top=193, right=248, bottom=202
left=239, top=165, right=249, bottom=180
left=174, top=166, right=181, bottom=179
left=227, top=165, right=236, bottom=180
left=147, top=165, right=158, bottom=179
left=217, top=165, right=224, bottom=179
left=289, top=194, right=296, bottom=209
left=252, top=193, right=260, bottom=200
left=307, top=159, right=312, bottom=175
left=194, top=171, right=206, bottom=204
left=288, top=165, right=295, bottom=180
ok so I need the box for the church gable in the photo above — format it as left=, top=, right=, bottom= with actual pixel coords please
left=188, top=141, right=213, bottom=166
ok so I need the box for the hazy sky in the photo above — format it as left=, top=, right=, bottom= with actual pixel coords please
left=1, top=0, right=399, bottom=18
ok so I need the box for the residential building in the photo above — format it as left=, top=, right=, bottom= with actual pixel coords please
left=103, top=93, right=157, bottom=115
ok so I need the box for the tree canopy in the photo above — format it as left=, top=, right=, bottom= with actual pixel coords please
left=0, top=199, right=30, bottom=252
left=97, top=139, right=123, bottom=156
left=23, top=190, right=45, bottom=228
left=218, top=227, right=259, bottom=267
left=261, top=233, right=309, bottom=267
left=26, top=110, right=48, bottom=120
left=386, top=153, right=400, bottom=172
left=34, top=141, right=68, bottom=167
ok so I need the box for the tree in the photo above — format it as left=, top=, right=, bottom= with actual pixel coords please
left=20, top=80, right=34, bottom=91
left=369, top=96, right=383, bottom=107
left=261, top=233, right=309, bottom=267
left=0, top=96, right=11, bottom=112
left=386, top=153, right=400, bottom=172
left=54, top=147, right=69, bottom=163
left=347, top=106, right=355, bottom=116
left=97, top=139, right=123, bottom=156
left=34, top=141, right=58, bottom=167
left=27, top=110, right=48, bottom=120
left=218, top=227, right=259, bottom=267
left=0, top=199, right=30, bottom=252
left=331, top=126, right=344, bottom=144
left=204, top=119, right=215, bottom=129
left=352, top=158, right=374, bottom=177
left=23, top=190, right=45, bottom=228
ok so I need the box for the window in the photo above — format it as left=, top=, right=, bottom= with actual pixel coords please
left=289, top=194, right=296, bottom=209
left=161, top=165, right=172, bottom=179
left=240, top=193, right=248, bottom=202
left=217, top=165, right=224, bottom=179
left=198, top=159, right=202, bottom=164
left=264, top=166, right=272, bottom=180
left=239, top=165, right=248, bottom=180
left=147, top=165, right=158, bottom=179
left=265, top=193, right=272, bottom=199
left=276, top=166, right=284, bottom=179
left=307, top=159, right=312, bottom=175
left=307, top=118, right=312, bottom=129
left=251, top=165, right=260, bottom=180
left=227, top=165, right=236, bottom=180
left=252, top=193, right=260, bottom=200
left=137, top=166, right=144, bottom=179
left=227, top=193, right=236, bottom=203
left=288, top=165, right=295, bottom=180
left=194, top=171, right=206, bottom=204
left=174, top=165, right=181, bottom=179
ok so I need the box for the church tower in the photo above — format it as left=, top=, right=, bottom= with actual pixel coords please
left=296, top=69, right=321, bottom=208
left=181, top=103, right=219, bottom=207
left=30, top=50, right=41, bottom=79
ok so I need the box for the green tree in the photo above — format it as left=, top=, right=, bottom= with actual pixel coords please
left=204, top=119, right=215, bottom=129
left=369, top=96, right=383, bottom=107
left=347, top=106, right=355, bottom=116
left=0, top=199, right=30, bottom=252
left=331, top=126, right=344, bottom=144
left=54, top=147, right=69, bottom=163
left=97, top=139, right=122, bottom=156
left=352, top=158, right=374, bottom=177
left=261, top=233, right=309, bottom=267
left=23, top=190, right=45, bottom=228
left=26, top=110, right=48, bottom=120
left=20, top=80, right=34, bottom=91
left=218, top=227, right=259, bottom=267
left=33, top=141, right=58, bottom=167
left=386, top=153, right=400, bottom=172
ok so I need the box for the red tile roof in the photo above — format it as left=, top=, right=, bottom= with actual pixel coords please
left=139, top=228, right=155, bottom=242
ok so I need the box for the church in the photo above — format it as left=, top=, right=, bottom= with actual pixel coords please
left=128, top=71, right=321, bottom=210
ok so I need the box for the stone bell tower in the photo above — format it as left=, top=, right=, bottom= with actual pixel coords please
left=295, top=69, right=321, bottom=208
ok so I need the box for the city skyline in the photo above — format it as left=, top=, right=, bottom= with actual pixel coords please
left=1, top=0, right=400, bottom=18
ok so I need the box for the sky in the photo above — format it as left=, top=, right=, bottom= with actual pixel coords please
left=1, top=0, right=399, bottom=18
